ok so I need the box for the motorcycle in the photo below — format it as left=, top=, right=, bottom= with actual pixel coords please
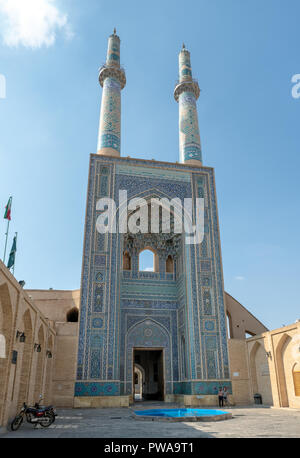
left=10, top=400, right=55, bottom=431
left=34, top=395, right=57, bottom=422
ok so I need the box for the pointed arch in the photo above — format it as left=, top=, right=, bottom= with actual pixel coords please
left=275, top=333, right=293, bottom=407
left=125, top=318, right=171, bottom=399
left=123, top=251, right=131, bottom=270
left=17, top=309, right=33, bottom=408
left=33, top=324, right=45, bottom=403
left=138, top=247, right=159, bottom=272
left=292, top=362, right=300, bottom=397
left=166, top=255, right=174, bottom=273
left=44, top=334, right=54, bottom=404
left=249, top=341, right=262, bottom=395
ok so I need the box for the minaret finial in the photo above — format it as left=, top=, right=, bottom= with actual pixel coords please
left=113, top=27, right=116, bottom=35
left=182, top=43, right=185, bottom=50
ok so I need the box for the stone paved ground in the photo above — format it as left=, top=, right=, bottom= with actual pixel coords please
left=1, top=402, right=300, bottom=438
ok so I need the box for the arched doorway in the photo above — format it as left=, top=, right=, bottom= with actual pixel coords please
left=133, top=363, right=144, bottom=401
left=134, top=349, right=164, bottom=401
left=126, top=319, right=171, bottom=401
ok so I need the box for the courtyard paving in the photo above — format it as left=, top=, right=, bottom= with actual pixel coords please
left=1, top=402, right=300, bottom=438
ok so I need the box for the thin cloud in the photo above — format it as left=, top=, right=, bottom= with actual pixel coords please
left=234, top=276, right=245, bottom=281
left=143, top=267, right=154, bottom=272
left=0, top=0, right=73, bottom=48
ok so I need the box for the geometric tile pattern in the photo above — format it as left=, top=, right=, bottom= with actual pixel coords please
left=98, top=77, right=121, bottom=152
left=179, top=91, right=202, bottom=163
left=75, top=155, right=231, bottom=396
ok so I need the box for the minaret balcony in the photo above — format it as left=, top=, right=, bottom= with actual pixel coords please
left=174, top=79, right=200, bottom=102
left=98, top=65, right=126, bottom=89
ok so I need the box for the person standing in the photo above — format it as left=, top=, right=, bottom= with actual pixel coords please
left=218, top=387, right=224, bottom=407
left=223, top=386, right=229, bottom=406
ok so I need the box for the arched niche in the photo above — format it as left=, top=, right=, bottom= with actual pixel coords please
left=292, top=362, right=300, bottom=397
left=66, top=307, right=79, bottom=323
left=17, top=309, right=33, bottom=408
left=249, top=341, right=262, bottom=396
left=226, top=311, right=233, bottom=339
left=123, top=251, right=131, bottom=270
left=33, top=325, right=45, bottom=403
left=275, top=333, right=292, bottom=407
left=44, top=335, right=54, bottom=404
left=166, top=255, right=174, bottom=273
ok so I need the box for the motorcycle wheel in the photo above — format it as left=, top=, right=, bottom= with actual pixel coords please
left=39, top=413, right=54, bottom=428
left=11, top=415, right=23, bottom=431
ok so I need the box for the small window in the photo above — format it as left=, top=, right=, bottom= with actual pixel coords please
left=66, top=308, right=79, bottom=323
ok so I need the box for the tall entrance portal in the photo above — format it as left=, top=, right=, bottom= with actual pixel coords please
left=133, top=349, right=164, bottom=401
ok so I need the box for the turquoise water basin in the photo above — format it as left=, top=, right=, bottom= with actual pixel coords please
left=134, top=408, right=232, bottom=422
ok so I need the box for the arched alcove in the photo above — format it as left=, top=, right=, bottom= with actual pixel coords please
left=226, top=312, right=233, bottom=339
left=249, top=341, right=261, bottom=396
left=44, top=335, right=54, bottom=404
left=17, top=309, right=33, bottom=408
left=123, top=251, right=131, bottom=270
left=166, top=255, right=174, bottom=273
left=33, top=325, right=45, bottom=403
left=292, top=362, right=300, bottom=397
left=66, top=307, right=79, bottom=323
left=275, top=333, right=292, bottom=407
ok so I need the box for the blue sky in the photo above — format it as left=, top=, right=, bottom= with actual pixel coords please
left=0, top=0, right=299, bottom=331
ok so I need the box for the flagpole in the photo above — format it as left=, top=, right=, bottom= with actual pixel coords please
left=3, top=218, right=10, bottom=263
left=3, top=196, right=12, bottom=263
left=12, top=232, right=17, bottom=276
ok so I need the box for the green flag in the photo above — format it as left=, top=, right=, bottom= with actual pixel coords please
left=7, top=235, right=17, bottom=270
left=4, top=197, right=12, bottom=220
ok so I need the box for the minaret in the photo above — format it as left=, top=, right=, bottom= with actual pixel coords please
left=97, top=29, right=126, bottom=156
left=174, top=44, right=202, bottom=166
